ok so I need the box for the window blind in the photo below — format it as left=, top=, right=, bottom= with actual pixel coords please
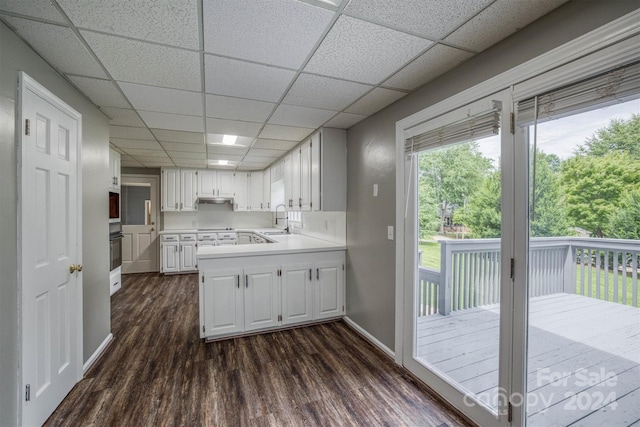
left=404, top=107, right=500, bottom=154
left=517, top=60, right=640, bottom=125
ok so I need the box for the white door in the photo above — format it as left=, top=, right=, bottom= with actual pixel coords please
left=282, top=263, right=313, bottom=325
left=244, top=266, right=280, bottom=331
left=313, top=260, right=344, bottom=320
left=161, top=168, right=180, bottom=211
left=19, top=73, right=82, bottom=427
left=121, top=176, right=158, bottom=274
left=203, top=269, right=244, bottom=336
left=161, top=242, right=179, bottom=273
left=217, top=171, right=234, bottom=198
left=180, top=169, right=198, bottom=211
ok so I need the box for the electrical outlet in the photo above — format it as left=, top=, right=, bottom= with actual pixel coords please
left=373, top=184, right=378, bottom=197
left=387, top=226, right=394, bottom=240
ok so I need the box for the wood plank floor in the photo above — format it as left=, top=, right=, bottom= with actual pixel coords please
left=417, top=293, right=640, bottom=427
left=45, top=272, right=471, bottom=427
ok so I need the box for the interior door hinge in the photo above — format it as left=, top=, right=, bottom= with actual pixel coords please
left=510, top=258, right=515, bottom=279
left=510, top=112, right=515, bottom=134
left=25, top=119, right=30, bottom=136
left=508, top=401, right=513, bottom=422
left=201, top=275, right=204, bottom=283
left=25, top=384, right=30, bottom=401
left=202, top=325, right=205, bottom=333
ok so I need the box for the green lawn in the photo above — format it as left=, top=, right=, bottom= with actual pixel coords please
left=419, top=241, right=441, bottom=269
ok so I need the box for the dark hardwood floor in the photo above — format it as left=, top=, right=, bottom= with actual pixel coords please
left=45, top=272, right=470, bottom=427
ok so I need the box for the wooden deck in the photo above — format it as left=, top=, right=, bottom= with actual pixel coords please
left=417, top=293, right=640, bottom=426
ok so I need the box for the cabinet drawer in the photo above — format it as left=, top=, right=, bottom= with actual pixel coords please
left=198, top=233, right=217, bottom=240
left=180, top=234, right=197, bottom=241
left=161, top=234, right=179, bottom=242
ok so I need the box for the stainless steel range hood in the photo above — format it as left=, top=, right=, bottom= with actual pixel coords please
left=197, top=197, right=234, bottom=205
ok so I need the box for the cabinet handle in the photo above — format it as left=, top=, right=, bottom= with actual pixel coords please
left=316, top=268, right=319, bottom=280
left=299, top=198, right=302, bottom=208
left=115, top=177, right=118, bottom=186
left=309, top=268, right=312, bottom=281
left=245, top=274, right=248, bottom=288
left=237, top=275, right=240, bottom=288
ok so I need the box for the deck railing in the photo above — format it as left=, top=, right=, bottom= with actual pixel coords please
left=417, top=237, right=640, bottom=316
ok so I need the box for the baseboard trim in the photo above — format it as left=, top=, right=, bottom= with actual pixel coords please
left=343, top=316, right=395, bottom=360
left=83, top=333, right=113, bottom=374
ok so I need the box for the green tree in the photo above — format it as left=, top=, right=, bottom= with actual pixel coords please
left=607, top=188, right=640, bottom=240
left=576, top=114, right=640, bottom=159
left=530, top=151, right=569, bottom=237
left=418, top=142, right=492, bottom=236
left=561, top=153, right=640, bottom=237
left=463, top=171, right=501, bottom=238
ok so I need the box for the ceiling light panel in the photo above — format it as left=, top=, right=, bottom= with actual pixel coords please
left=119, top=82, right=203, bottom=116
left=345, top=0, right=492, bottom=40
left=151, top=129, right=205, bottom=144
left=109, top=125, right=156, bottom=140
left=204, top=55, right=296, bottom=102
left=82, top=31, right=200, bottom=91
left=269, top=104, right=337, bottom=129
left=206, top=134, right=253, bottom=146
left=57, top=0, right=199, bottom=49
left=68, top=76, right=131, bottom=108
left=206, top=153, right=245, bottom=161
left=139, top=111, right=204, bottom=133
left=100, top=107, right=146, bottom=127
left=205, top=118, right=263, bottom=138
left=0, top=0, right=66, bottom=23
left=252, top=138, right=298, bottom=151
left=383, top=44, right=474, bottom=91
left=2, top=17, right=108, bottom=79
left=159, top=142, right=206, bottom=153
left=202, top=0, right=333, bottom=69
left=324, top=112, right=367, bottom=129
left=444, top=0, right=570, bottom=52
left=205, top=94, right=275, bottom=123
left=259, top=124, right=314, bottom=141
left=304, top=15, right=432, bottom=84
left=345, top=87, right=406, bottom=116
left=110, top=138, right=163, bottom=150
left=283, top=73, right=372, bottom=111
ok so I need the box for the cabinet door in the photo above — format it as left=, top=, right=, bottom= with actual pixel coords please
left=281, top=263, right=313, bottom=325
left=217, top=171, right=235, bottom=198
left=181, top=169, right=198, bottom=211
left=162, top=168, right=180, bottom=212
left=311, top=132, right=321, bottom=211
left=111, top=149, right=121, bottom=191
left=203, top=269, right=244, bottom=337
left=313, top=260, right=344, bottom=320
left=291, top=150, right=301, bottom=210
left=180, top=242, right=197, bottom=271
left=233, top=172, right=249, bottom=211
left=263, top=169, right=271, bottom=211
left=198, top=170, right=217, bottom=198
left=300, top=140, right=311, bottom=211
left=161, top=242, right=180, bottom=273
left=249, top=172, right=264, bottom=211
left=244, top=266, right=280, bottom=331
left=283, top=154, right=293, bottom=209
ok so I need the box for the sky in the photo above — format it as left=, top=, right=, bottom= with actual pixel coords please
left=476, top=98, right=639, bottom=164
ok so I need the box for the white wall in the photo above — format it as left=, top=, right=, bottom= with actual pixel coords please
left=163, top=205, right=273, bottom=230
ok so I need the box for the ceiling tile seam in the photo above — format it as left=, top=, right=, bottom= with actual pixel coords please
left=49, top=0, right=174, bottom=168
left=0, top=11, right=68, bottom=28
left=239, top=0, right=350, bottom=164
left=202, top=51, right=300, bottom=74
left=296, top=0, right=340, bottom=12
left=440, top=0, right=500, bottom=45
left=72, top=26, right=202, bottom=54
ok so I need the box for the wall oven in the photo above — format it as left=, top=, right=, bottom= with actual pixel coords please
left=109, top=221, right=123, bottom=271
left=109, top=191, right=120, bottom=222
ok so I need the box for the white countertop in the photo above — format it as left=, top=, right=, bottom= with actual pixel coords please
left=159, top=228, right=287, bottom=235
left=197, top=234, right=345, bottom=259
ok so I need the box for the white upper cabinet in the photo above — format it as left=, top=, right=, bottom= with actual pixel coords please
left=263, top=169, right=271, bottom=211
left=198, top=170, right=217, bottom=198
left=108, top=148, right=121, bottom=192
left=249, top=171, right=265, bottom=211
left=233, top=172, right=248, bottom=211
left=181, top=169, right=198, bottom=211
left=161, top=168, right=180, bottom=212
left=217, top=171, right=235, bottom=198
left=299, top=139, right=312, bottom=211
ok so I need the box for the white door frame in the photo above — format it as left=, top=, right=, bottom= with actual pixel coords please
left=17, top=72, right=83, bottom=425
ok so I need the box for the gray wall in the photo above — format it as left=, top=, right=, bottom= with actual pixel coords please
left=0, top=21, right=110, bottom=426
left=345, top=0, right=638, bottom=351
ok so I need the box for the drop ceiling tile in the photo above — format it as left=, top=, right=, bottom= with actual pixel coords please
left=0, top=0, right=65, bottom=23
left=2, top=17, right=108, bottom=79
left=383, top=44, right=474, bottom=91
left=283, top=74, right=372, bottom=111
left=109, top=144, right=126, bottom=154
left=304, top=15, right=432, bottom=84
left=82, top=31, right=200, bottom=91
left=160, top=142, right=205, bottom=153
left=140, top=159, right=175, bottom=167
left=205, top=95, right=275, bottom=123
left=253, top=139, right=298, bottom=151
left=109, top=126, right=156, bottom=140
left=345, top=87, right=406, bottom=116
left=203, top=0, right=333, bottom=69
left=166, top=151, right=204, bottom=160
left=245, top=149, right=284, bottom=159
left=119, top=82, right=203, bottom=116
left=345, top=0, right=492, bottom=40
left=244, top=154, right=280, bottom=163
left=205, top=118, right=263, bottom=138
left=259, top=124, right=314, bottom=142
left=110, top=138, right=162, bottom=150
left=57, top=0, right=199, bottom=49
left=207, top=163, right=237, bottom=169
left=100, top=107, right=145, bottom=127
left=445, top=0, right=569, bottom=52
left=205, top=55, right=296, bottom=102
left=238, top=162, right=271, bottom=171
left=206, top=134, right=253, bottom=147
left=324, top=112, right=367, bottom=129
left=68, top=76, right=130, bottom=108
left=174, top=159, right=207, bottom=168
left=207, top=146, right=249, bottom=156
left=120, top=148, right=168, bottom=157
left=139, top=111, right=204, bottom=133
left=121, top=159, right=143, bottom=167
left=207, top=153, right=245, bottom=162
left=269, top=104, right=336, bottom=129
left=134, top=155, right=171, bottom=162
left=150, top=129, right=204, bottom=144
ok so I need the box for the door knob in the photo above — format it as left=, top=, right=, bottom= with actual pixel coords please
left=151, top=227, right=155, bottom=231
left=76, top=264, right=83, bottom=272
left=69, top=264, right=76, bottom=273
left=151, top=221, right=155, bottom=225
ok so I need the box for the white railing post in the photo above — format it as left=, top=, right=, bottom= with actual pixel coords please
left=439, top=241, right=451, bottom=315
left=563, top=242, right=577, bottom=294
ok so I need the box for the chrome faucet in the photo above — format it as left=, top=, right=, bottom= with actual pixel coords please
left=274, top=204, right=289, bottom=234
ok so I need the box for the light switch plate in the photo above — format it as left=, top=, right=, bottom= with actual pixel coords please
left=373, top=184, right=378, bottom=197
left=387, top=226, right=394, bottom=240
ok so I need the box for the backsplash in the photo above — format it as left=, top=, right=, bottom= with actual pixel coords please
left=163, top=204, right=272, bottom=230
left=299, top=211, right=346, bottom=245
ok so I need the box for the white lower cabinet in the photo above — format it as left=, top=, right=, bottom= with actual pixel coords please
left=199, top=250, right=345, bottom=339
left=161, top=241, right=180, bottom=273
left=161, top=233, right=197, bottom=273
